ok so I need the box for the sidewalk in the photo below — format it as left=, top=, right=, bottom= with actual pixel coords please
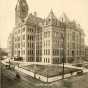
left=2, top=60, right=88, bottom=82
left=15, top=66, right=83, bottom=82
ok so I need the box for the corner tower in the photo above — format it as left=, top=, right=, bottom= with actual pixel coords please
left=42, top=9, right=60, bottom=64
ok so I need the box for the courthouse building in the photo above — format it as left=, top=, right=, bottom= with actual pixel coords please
left=8, top=0, right=85, bottom=64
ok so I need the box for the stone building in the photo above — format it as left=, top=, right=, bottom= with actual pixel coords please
left=7, top=32, right=14, bottom=57
left=8, top=0, right=85, bottom=64
left=42, top=11, right=85, bottom=64
left=85, top=46, right=88, bottom=60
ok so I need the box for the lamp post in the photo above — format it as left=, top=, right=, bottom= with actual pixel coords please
left=34, top=25, right=37, bottom=78
left=61, top=18, right=66, bottom=79
left=1, top=61, right=3, bottom=88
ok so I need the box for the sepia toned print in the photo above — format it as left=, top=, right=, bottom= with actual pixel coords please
left=0, top=0, right=88, bottom=88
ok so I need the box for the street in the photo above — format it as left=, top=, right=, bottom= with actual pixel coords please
left=1, top=60, right=88, bottom=88
left=0, top=61, right=44, bottom=88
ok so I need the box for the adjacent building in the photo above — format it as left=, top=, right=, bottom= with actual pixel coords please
left=8, top=0, right=85, bottom=64
left=85, top=46, right=88, bottom=60
left=7, top=32, right=14, bottom=58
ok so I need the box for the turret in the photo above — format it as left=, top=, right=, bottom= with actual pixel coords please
left=15, top=0, right=29, bottom=25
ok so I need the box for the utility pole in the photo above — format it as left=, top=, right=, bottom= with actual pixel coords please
left=1, top=62, right=3, bottom=88
left=34, top=25, right=37, bottom=78
left=61, top=18, right=66, bottom=79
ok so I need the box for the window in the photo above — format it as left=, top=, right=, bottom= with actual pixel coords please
left=44, top=32, right=46, bottom=38
left=60, top=33, right=64, bottom=39
left=67, top=50, right=69, bottom=56
left=28, top=42, right=29, bottom=48
left=28, top=27, right=30, bottom=32
left=44, top=50, right=45, bottom=55
left=30, top=35, right=34, bottom=41
left=54, top=32, right=57, bottom=37
left=48, top=31, right=50, bottom=37
left=46, top=58, right=47, bottom=63
left=30, top=43, right=34, bottom=48
left=23, top=35, right=25, bottom=40
left=72, top=51, right=74, bottom=56
left=22, top=50, right=25, bottom=55
left=15, top=50, right=16, bottom=55
left=60, top=49, right=63, bottom=57
left=22, top=27, right=25, bottom=32
left=29, top=50, right=34, bottom=55
left=53, top=49, right=59, bottom=55
left=18, top=43, right=20, bottom=48
left=30, top=28, right=33, bottom=32
left=72, top=43, right=75, bottom=49
left=18, top=37, right=20, bottom=41
left=72, top=31, right=75, bottom=41
left=28, top=57, right=34, bottom=62
left=15, top=38, right=17, bottom=42
left=28, top=35, right=29, bottom=40
left=44, top=31, right=50, bottom=38
left=44, top=49, right=50, bottom=55
left=28, top=28, right=33, bottom=32
left=32, top=43, right=34, bottom=48
left=48, top=49, right=50, bottom=55
left=48, top=58, right=50, bottom=63
left=44, top=41, right=45, bottom=47
left=22, top=42, right=25, bottom=47
left=46, top=50, right=47, bottom=55
left=18, top=29, right=20, bottom=34
left=28, top=50, right=29, bottom=55
left=48, top=40, right=50, bottom=46
left=58, top=40, right=59, bottom=46
left=44, top=58, right=45, bottom=63
left=44, top=40, right=50, bottom=47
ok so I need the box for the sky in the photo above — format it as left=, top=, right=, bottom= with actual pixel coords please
left=0, top=0, right=88, bottom=48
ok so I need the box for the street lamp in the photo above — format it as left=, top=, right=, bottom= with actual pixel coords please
left=34, top=25, right=37, bottom=78
left=61, top=18, right=66, bottom=79
left=1, top=62, right=3, bottom=88
left=46, top=65, right=48, bottom=83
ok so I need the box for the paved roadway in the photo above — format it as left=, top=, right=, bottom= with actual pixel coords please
left=0, top=61, right=46, bottom=88
left=1, top=60, right=88, bottom=88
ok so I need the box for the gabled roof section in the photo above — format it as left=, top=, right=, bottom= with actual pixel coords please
left=25, top=13, right=44, bottom=25
left=47, top=9, right=57, bottom=19
left=44, top=9, right=58, bottom=26
left=59, top=12, right=70, bottom=23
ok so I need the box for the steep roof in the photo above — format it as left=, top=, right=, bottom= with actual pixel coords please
left=47, top=9, right=57, bottom=20
left=25, top=13, right=44, bottom=25
left=59, top=12, right=70, bottom=23
left=15, top=0, right=28, bottom=19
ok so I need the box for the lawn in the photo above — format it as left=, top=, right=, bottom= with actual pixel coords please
left=22, top=64, right=81, bottom=78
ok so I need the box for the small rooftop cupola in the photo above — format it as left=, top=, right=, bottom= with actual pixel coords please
left=45, top=9, right=57, bottom=26
left=15, top=0, right=29, bottom=24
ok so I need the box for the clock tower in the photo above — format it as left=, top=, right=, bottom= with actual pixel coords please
left=15, top=0, right=28, bottom=25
